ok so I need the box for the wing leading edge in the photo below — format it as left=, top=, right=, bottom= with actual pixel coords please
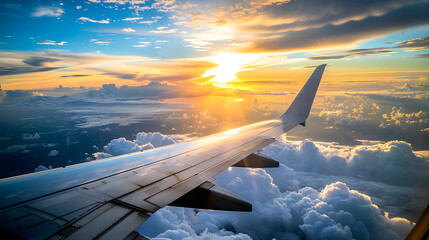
left=0, top=64, right=326, bottom=239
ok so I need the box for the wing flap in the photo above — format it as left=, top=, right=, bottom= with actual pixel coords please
left=232, top=153, right=279, bottom=168
left=169, top=181, right=252, bottom=212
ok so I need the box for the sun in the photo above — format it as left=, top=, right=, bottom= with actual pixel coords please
left=202, top=53, right=255, bottom=85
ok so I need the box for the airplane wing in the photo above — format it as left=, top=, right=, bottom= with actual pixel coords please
left=0, top=64, right=326, bottom=240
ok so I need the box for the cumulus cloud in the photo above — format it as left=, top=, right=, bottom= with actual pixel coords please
left=32, top=7, right=64, bottom=17
left=47, top=149, right=59, bottom=157
left=381, top=107, right=428, bottom=127
left=96, top=132, right=176, bottom=158
left=88, top=129, right=427, bottom=239
left=140, top=170, right=414, bottom=240
left=78, top=17, right=110, bottom=24
left=34, top=165, right=52, bottom=172
left=263, top=139, right=429, bottom=188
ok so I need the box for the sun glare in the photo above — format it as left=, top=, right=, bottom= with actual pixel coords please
left=202, top=53, right=256, bottom=85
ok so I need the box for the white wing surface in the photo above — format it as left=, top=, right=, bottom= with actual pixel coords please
left=0, top=64, right=326, bottom=240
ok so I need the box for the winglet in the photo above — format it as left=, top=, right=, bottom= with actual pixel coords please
left=279, top=64, right=326, bottom=124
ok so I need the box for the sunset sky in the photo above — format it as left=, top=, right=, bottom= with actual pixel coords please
left=0, top=0, right=428, bottom=90
left=1, top=1, right=429, bottom=239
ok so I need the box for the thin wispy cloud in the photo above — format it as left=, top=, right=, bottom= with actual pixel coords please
left=123, top=17, right=143, bottom=21
left=78, top=17, right=109, bottom=24
left=37, top=40, right=67, bottom=45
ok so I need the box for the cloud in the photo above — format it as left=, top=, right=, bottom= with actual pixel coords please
left=93, top=41, right=111, bottom=45
left=250, top=3, right=429, bottom=52
left=22, top=133, right=40, bottom=140
left=308, top=48, right=395, bottom=60
left=78, top=17, right=110, bottom=24
left=149, top=28, right=177, bottom=34
left=0, top=145, right=27, bottom=153
left=140, top=171, right=414, bottom=240
left=132, top=41, right=151, bottom=47
left=102, top=71, right=137, bottom=79
left=47, top=149, right=59, bottom=157
left=414, top=53, right=429, bottom=58
left=97, top=132, right=176, bottom=157
left=308, top=55, right=349, bottom=60
left=22, top=57, right=60, bottom=67
left=0, top=66, right=62, bottom=76
left=61, top=74, right=90, bottom=78
left=381, top=107, right=428, bottom=127
left=135, top=132, right=176, bottom=148
left=86, top=128, right=426, bottom=239
left=122, top=27, right=136, bottom=32
left=263, top=139, right=429, bottom=188
left=32, top=7, right=64, bottom=17
left=395, top=36, right=429, bottom=50
left=36, top=40, right=67, bottom=46
left=36, top=40, right=67, bottom=45
left=123, top=17, right=143, bottom=21
left=34, top=165, right=51, bottom=172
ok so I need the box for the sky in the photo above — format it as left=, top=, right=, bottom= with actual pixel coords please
left=0, top=0, right=429, bottom=90
left=0, top=0, right=429, bottom=240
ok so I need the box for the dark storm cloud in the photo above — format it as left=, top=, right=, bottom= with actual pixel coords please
left=22, top=56, right=60, bottom=67
left=251, top=3, right=429, bottom=52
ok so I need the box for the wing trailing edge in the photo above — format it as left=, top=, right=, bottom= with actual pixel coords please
left=169, top=181, right=252, bottom=212
left=232, top=153, right=279, bottom=168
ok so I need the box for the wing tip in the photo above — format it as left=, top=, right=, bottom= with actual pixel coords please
left=278, top=63, right=326, bottom=124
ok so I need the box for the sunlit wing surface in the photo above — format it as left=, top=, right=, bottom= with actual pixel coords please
left=0, top=64, right=326, bottom=240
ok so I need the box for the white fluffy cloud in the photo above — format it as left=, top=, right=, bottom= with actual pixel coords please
left=95, top=132, right=425, bottom=239
left=96, top=132, right=176, bottom=158
left=32, top=7, right=64, bottom=17
left=122, top=27, right=136, bottom=32
left=139, top=170, right=413, bottom=240
left=263, top=139, right=429, bottom=188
